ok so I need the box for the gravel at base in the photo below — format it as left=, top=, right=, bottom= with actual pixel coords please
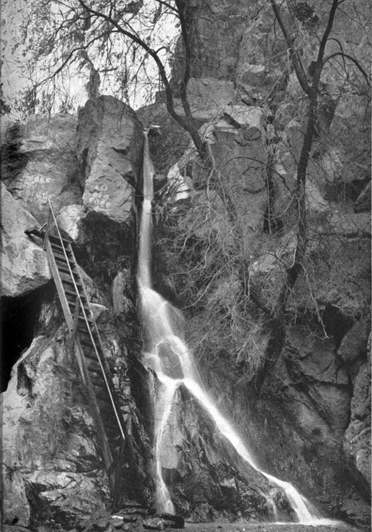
left=166, top=523, right=366, bottom=532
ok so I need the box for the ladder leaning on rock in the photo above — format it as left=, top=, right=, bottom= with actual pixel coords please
left=40, top=197, right=132, bottom=500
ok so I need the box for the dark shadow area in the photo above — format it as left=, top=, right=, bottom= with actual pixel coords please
left=0, top=284, right=52, bottom=392
left=322, top=304, right=354, bottom=348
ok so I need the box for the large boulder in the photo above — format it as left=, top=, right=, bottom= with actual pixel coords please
left=1, top=335, right=111, bottom=529
left=2, top=114, right=81, bottom=224
left=1, top=183, right=51, bottom=297
left=76, top=95, right=144, bottom=225
left=147, top=376, right=292, bottom=522
left=170, top=0, right=259, bottom=82
left=180, top=78, right=236, bottom=122
left=192, top=105, right=268, bottom=258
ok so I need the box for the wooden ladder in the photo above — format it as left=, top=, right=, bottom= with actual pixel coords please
left=43, top=199, right=131, bottom=493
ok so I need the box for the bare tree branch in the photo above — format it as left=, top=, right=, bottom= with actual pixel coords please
left=269, top=0, right=310, bottom=94
left=252, top=0, right=349, bottom=395
left=155, top=0, right=178, bottom=14
left=324, top=52, right=371, bottom=86
left=76, top=0, right=206, bottom=154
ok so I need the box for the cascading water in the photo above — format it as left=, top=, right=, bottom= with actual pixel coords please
left=137, top=131, right=337, bottom=525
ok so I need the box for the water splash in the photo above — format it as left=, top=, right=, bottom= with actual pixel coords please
left=154, top=375, right=179, bottom=514
left=137, top=132, right=337, bottom=524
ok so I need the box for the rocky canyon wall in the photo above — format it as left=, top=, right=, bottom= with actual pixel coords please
left=139, top=0, right=370, bottom=527
left=1, top=96, right=155, bottom=530
left=1, top=0, right=371, bottom=530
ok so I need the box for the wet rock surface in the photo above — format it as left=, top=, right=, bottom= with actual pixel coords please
left=153, top=383, right=281, bottom=522
left=1, top=336, right=111, bottom=528
left=1, top=0, right=371, bottom=528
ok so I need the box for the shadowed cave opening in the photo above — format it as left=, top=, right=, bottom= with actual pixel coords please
left=0, top=284, right=52, bottom=392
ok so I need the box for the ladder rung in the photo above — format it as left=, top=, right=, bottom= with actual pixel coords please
left=67, top=296, right=88, bottom=307
left=65, top=288, right=86, bottom=299
left=49, top=234, right=72, bottom=245
left=68, top=300, right=90, bottom=312
left=57, top=263, right=77, bottom=275
left=60, top=272, right=83, bottom=285
left=52, top=248, right=75, bottom=264
left=85, top=354, right=102, bottom=366
left=89, top=369, right=103, bottom=379
left=96, top=392, right=111, bottom=403
left=79, top=335, right=93, bottom=344
left=52, top=248, right=73, bottom=260
left=78, top=315, right=94, bottom=325
left=91, top=377, right=106, bottom=388
left=70, top=308, right=92, bottom=321
left=78, top=324, right=97, bottom=335
left=86, top=361, right=101, bottom=373
left=77, top=328, right=91, bottom=338
left=82, top=349, right=96, bottom=360
left=50, top=241, right=71, bottom=252
left=54, top=255, right=75, bottom=267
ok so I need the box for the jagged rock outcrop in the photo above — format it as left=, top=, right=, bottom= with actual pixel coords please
left=76, top=95, right=143, bottom=225
left=1, top=0, right=370, bottom=528
left=343, top=326, right=371, bottom=490
left=2, top=114, right=81, bottom=224
left=2, top=335, right=111, bottom=529
left=152, top=381, right=293, bottom=522
left=142, top=0, right=371, bottom=528
left=1, top=183, right=51, bottom=297
left=1, top=98, right=153, bottom=530
left=69, top=96, right=145, bottom=282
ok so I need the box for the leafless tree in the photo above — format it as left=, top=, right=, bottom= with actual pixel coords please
left=251, top=0, right=371, bottom=393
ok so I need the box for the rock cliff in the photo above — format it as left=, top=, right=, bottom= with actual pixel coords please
left=1, top=1, right=370, bottom=531
left=139, top=0, right=370, bottom=527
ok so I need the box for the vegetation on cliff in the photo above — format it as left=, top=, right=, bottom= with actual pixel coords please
left=1, top=0, right=370, bottom=529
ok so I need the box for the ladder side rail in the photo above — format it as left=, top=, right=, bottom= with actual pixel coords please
left=46, top=200, right=102, bottom=355
left=66, top=243, right=129, bottom=444
left=45, top=238, right=74, bottom=330
left=46, top=199, right=109, bottom=377
left=69, top=243, right=117, bottom=376
left=46, top=199, right=127, bottom=445
left=75, top=340, right=116, bottom=489
left=43, top=205, right=53, bottom=250
left=64, top=243, right=120, bottom=376
left=46, top=198, right=90, bottom=314
left=46, top=236, right=87, bottom=387
left=45, top=200, right=117, bottom=489
left=69, top=297, right=81, bottom=354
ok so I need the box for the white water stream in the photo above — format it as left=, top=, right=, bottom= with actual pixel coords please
left=137, top=132, right=337, bottom=525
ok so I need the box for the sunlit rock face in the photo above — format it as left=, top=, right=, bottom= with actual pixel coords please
left=0, top=0, right=370, bottom=527
left=2, top=114, right=81, bottom=224
left=1, top=96, right=153, bottom=529
left=1, top=183, right=51, bottom=297
left=1, top=336, right=111, bottom=529
left=2, top=305, right=154, bottom=529
left=154, top=381, right=294, bottom=522
left=76, top=95, right=143, bottom=225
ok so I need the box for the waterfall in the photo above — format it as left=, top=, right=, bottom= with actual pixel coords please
left=137, top=131, right=154, bottom=288
left=137, top=131, right=337, bottom=524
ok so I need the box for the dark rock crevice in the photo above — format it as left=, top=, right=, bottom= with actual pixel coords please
left=0, top=282, right=55, bottom=392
